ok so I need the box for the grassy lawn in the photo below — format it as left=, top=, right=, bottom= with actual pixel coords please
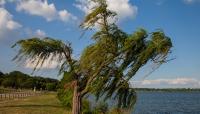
left=0, top=93, right=70, bottom=114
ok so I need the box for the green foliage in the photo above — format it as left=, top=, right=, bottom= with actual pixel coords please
left=80, top=0, right=116, bottom=29
left=92, top=101, right=109, bottom=114
left=57, top=71, right=73, bottom=109
left=57, top=88, right=93, bottom=113
left=0, top=71, right=4, bottom=76
left=0, top=71, right=4, bottom=85
left=46, top=83, right=57, bottom=91
left=79, top=0, right=172, bottom=109
left=1, top=78, right=14, bottom=88
left=0, top=71, right=58, bottom=90
left=82, top=99, right=92, bottom=114
left=12, top=0, right=173, bottom=113
left=109, top=108, right=131, bottom=114
left=12, top=38, right=72, bottom=73
left=57, top=88, right=73, bottom=110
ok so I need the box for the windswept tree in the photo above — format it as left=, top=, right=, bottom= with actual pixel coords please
left=12, top=0, right=172, bottom=114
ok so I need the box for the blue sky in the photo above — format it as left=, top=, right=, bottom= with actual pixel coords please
left=0, top=0, right=200, bottom=88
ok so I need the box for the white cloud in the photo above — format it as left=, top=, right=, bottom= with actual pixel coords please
left=25, top=54, right=60, bottom=69
left=183, top=0, right=200, bottom=4
left=35, top=29, right=46, bottom=38
left=107, top=0, right=137, bottom=20
left=0, top=0, right=15, bottom=6
left=0, top=8, right=22, bottom=40
left=131, top=78, right=200, bottom=88
left=141, top=78, right=198, bottom=85
left=0, top=8, right=22, bottom=30
left=23, top=28, right=46, bottom=38
left=16, top=0, right=76, bottom=22
left=58, top=10, right=77, bottom=22
left=75, top=0, right=138, bottom=22
left=155, top=0, right=166, bottom=6
left=184, top=0, right=194, bottom=3
left=25, top=60, right=58, bottom=69
left=0, top=0, right=5, bottom=6
left=74, top=0, right=97, bottom=14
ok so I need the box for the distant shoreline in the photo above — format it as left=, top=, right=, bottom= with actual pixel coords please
left=135, top=88, right=200, bottom=92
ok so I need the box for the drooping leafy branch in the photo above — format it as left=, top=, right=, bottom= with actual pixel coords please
left=79, top=0, right=172, bottom=109
left=12, top=37, right=73, bottom=72
left=12, top=0, right=172, bottom=113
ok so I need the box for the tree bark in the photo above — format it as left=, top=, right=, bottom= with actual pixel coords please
left=72, top=81, right=81, bottom=114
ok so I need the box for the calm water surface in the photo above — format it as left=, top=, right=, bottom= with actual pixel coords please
left=133, top=91, right=200, bottom=114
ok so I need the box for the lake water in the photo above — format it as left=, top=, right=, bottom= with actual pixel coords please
left=132, top=91, right=200, bottom=114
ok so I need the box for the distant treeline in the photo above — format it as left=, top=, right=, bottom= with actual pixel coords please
left=0, top=71, right=59, bottom=91
left=135, top=88, right=200, bottom=92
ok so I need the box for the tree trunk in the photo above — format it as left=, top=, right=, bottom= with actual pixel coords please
left=72, top=81, right=81, bottom=114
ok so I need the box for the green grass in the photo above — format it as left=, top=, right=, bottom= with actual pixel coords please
left=0, top=93, right=71, bottom=114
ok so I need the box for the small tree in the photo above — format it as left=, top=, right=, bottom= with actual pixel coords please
left=0, top=71, right=4, bottom=85
left=46, top=83, right=56, bottom=91
left=0, top=71, right=4, bottom=76
left=12, top=0, right=172, bottom=113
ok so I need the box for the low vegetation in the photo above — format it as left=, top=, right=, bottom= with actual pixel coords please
left=0, top=93, right=70, bottom=114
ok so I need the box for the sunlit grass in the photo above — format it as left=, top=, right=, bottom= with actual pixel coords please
left=0, top=93, right=71, bottom=114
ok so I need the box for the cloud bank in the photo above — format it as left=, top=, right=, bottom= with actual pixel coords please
left=0, top=7, right=47, bottom=43
left=0, top=8, right=22, bottom=41
left=16, top=0, right=77, bottom=22
left=131, top=78, right=200, bottom=88
left=25, top=54, right=60, bottom=69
